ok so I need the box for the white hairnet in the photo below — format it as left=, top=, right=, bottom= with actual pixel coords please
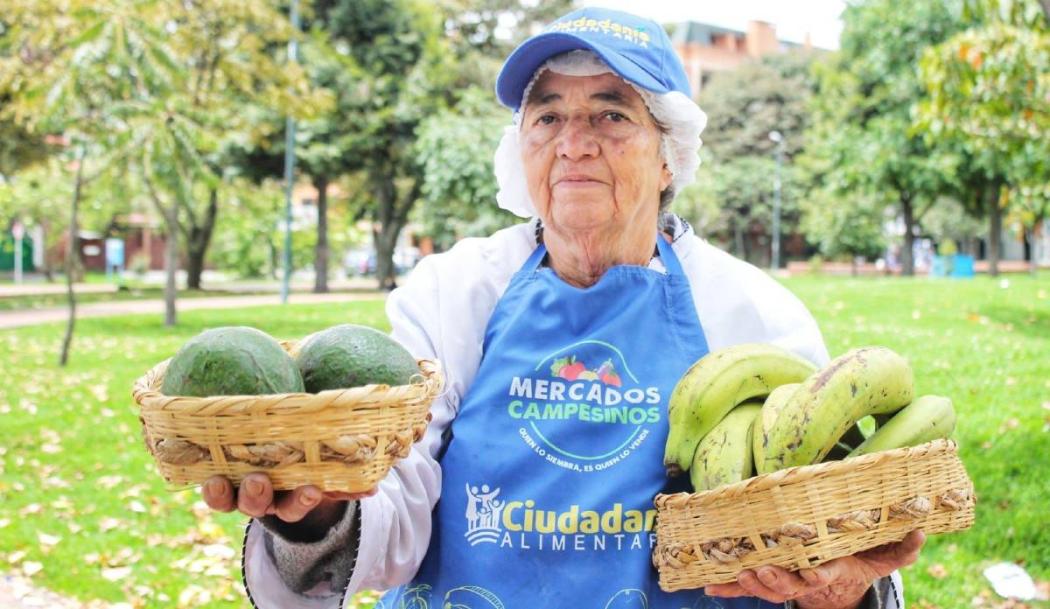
left=494, top=50, right=708, bottom=218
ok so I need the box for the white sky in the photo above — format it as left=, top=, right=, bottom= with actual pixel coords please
left=578, top=0, right=846, bottom=50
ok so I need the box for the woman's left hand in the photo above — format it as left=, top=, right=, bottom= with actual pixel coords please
left=705, top=529, right=925, bottom=609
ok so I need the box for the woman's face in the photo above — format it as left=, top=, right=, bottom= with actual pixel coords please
left=519, top=71, right=671, bottom=236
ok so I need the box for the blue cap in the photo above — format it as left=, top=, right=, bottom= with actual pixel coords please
left=495, top=8, right=691, bottom=111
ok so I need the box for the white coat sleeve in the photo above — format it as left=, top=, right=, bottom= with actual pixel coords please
left=683, top=237, right=830, bottom=367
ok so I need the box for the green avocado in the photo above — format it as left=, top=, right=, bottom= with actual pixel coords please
left=296, top=324, right=418, bottom=393
left=161, top=326, right=305, bottom=397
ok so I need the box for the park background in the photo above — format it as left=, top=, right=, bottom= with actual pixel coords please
left=0, top=0, right=1048, bottom=607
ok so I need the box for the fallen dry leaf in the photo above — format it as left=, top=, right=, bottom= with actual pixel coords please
left=99, top=517, right=122, bottom=532
left=927, top=563, right=948, bottom=579
left=19, top=503, right=42, bottom=517
left=177, top=585, right=213, bottom=608
left=101, top=566, right=132, bottom=582
left=22, top=561, right=43, bottom=576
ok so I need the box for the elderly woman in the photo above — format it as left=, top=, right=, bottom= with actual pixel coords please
left=203, top=8, right=924, bottom=609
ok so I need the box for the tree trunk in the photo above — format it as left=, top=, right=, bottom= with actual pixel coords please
left=314, top=175, right=329, bottom=293
left=900, top=194, right=915, bottom=277
left=1026, top=227, right=1037, bottom=276
left=371, top=175, right=414, bottom=291
left=732, top=217, right=745, bottom=259
left=850, top=256, right=858, bottom=277
left=143, top=174, right=179, bottom=326
left=987, top=185, right=1002, bottom=277
left=59, top=151, right=86, bottom=367
left=162, top=211, right=178, bottom=326
left=185, top=188, right=218, bottom=290
left=373, top=224, right=400, bottom=291
left=40, top=219, right=54, bottom=282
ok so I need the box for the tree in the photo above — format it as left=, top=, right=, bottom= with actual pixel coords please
left=414, top=87, right=518, bottom=251
left=0, top=0, right=154, bottom=362
left=801, top=189, right=887, bottom=275
left=225, top=18, right=374, bottom=294
left=1005, top=183, right=1050, bottom=273
left=693, top=51, right=818, bottom=265
left=804, top=0, right=964, bottom=275
left=922, top=196, right=988, bottom=257
left=145, top=1, right=324, bottom=296
left=315, top=0, right=453, bottom=290
left=917, top=0, right=1050, bottom=275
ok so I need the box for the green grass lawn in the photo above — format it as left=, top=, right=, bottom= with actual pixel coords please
left=0, top=275, right=1047, bottom=608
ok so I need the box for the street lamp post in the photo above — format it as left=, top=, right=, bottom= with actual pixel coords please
left=280, top=0, right=300, bottom=304
left=768, top=130, right=784, bottom=271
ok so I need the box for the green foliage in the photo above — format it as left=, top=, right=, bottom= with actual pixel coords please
left=800, top=0, right=966, bottom=272
left=414, top=88, right=519, bottom=250
left=692, top=153, right=805, bottom=261
left=208, top=180, right=283, bottom=278
left=698, top=51, right=817, bottom=160
left=801, top=190, right=886, bottom=261
left=432, top=0, right=575, bottom=92
left=0, top=113, right=50, bottom=177
left=691, top=51, right=818, bottom=261
left=917, top=0, right=1050, bottom=233
left=923, top=197, right=989, bottom=247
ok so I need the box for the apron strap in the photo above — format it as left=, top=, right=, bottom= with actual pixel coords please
left=523, top=243, right=549, bottom=272
left=655, top=235, right=686, bottom=277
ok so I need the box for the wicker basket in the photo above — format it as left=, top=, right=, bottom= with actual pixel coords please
left=652, top=439, right=975, bottom=592
left=132, top=344, right=444, bottom=493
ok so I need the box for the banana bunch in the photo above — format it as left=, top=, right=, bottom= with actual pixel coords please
left=664, top=344, right=818, bottom=477
left=666, top=344, right=958, bottom=493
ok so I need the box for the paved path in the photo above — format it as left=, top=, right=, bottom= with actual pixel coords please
left=0, top=291, right=383, bottom=329
left=0, top=283, right=116, bottom=298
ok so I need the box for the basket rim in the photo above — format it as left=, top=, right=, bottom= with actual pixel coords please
left=655, top=439, right=962, bottom=509
left=132, top=346, right=444, bottom=413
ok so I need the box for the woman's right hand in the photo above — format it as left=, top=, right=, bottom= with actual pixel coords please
left=202, top=472, right=376, bottom=539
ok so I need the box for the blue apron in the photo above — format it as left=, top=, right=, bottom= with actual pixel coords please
left=379, top=237, right=777, bottom=609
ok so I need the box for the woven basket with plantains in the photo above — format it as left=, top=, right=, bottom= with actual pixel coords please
left=652, top=439, right=975, bottom=592
left=132, top=342, right=444, bottom=493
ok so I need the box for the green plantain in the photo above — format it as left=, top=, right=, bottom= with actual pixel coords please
left=691, top=402, right=763, bottom=492
left=752, top=383, right=800, bottom=469
left=664, top=343, right=818, bottom=477
left=759, top=347, right=914, bottom=473
left=847, top=395, right=956, bottom=457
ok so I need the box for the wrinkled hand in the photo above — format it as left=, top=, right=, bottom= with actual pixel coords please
left=202, top=472, right=376, bottom=534
left=705, top=530, right=925, bottom=609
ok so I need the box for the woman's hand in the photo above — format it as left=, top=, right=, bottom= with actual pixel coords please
left=201, top=472, right=377, bottom=539
left=705, top=529, right=925, bottom=609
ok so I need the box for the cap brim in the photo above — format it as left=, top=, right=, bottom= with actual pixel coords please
left=495, top=32, right=667, bottom=111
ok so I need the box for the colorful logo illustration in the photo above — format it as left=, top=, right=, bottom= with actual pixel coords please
left=505, top=339, right=662, bottom=469
left=550, top=355, right=622, bottom=386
